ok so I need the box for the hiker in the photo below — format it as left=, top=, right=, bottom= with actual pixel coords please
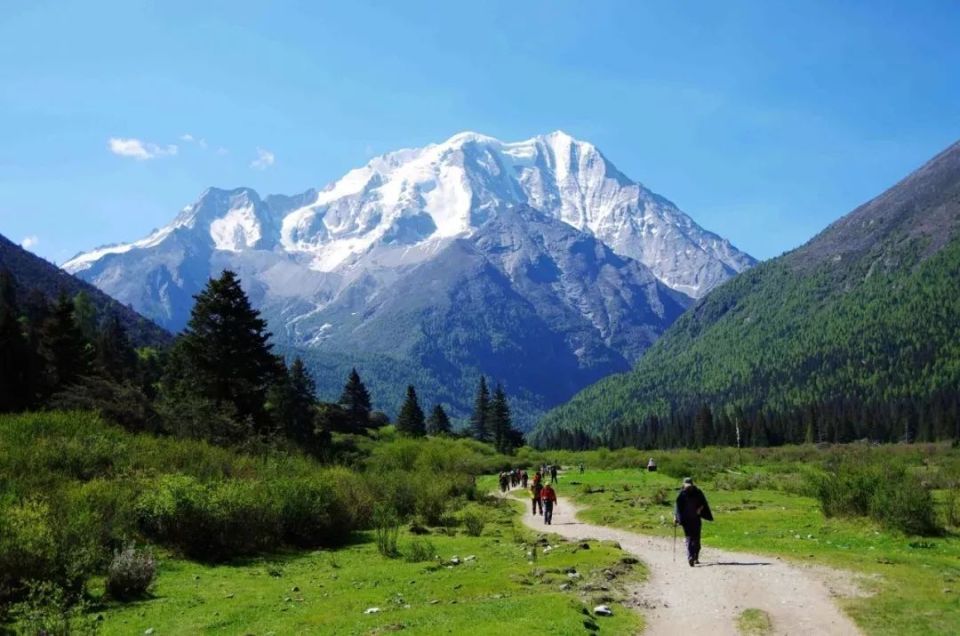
left=531, top=479, right=544, bottom=515
left=532, top=470, right=542, bottom=485
left=674, top=477, right=713, bottom=567
left=647, top=457, right=657, bottom=472
left=499, top=471, right=509, bottom=494
left=578, top=462, right=584, bottom=474
left=541, top=482, right=558, bottom=525
left=521, top=470, right=528, bottom=489
left=550, top=464, right=558, bottom=483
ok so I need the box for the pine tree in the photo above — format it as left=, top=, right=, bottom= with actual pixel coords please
left=0, top=271, right=32, bottom=412
left=38, top=293, right=92, bottom=396
left=167, top=270, right=281, bottom=435
left=94, top=313, right=138, bottom=382
left=426, top=404, right=451, bottom=436
left=470, top=376, right=490, bottom=442
left=269, top=357, right=323, bottom=452
left=339, top=368, right=372, bottom=431
left=395, top=385, right=425, bottom=436
left=693, top=404, right=713, bottom=449
left=489, top=383, right=520, bottom=453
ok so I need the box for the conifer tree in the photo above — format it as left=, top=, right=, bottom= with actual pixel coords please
left=489, top=383, right=517, bottom=453
left=339, top=367, right=372, bottom=430
left=426, top=404, right=451, bottom=436
left=269, top=357, right=322, bottom=451
left=94, top=313, right=138, bottom=382
left=470, top=376, right=490, bottom=442
left=0, top=271, right=32, bottom=411
left=395, top=385, right=425, bottom=436
left=38, top=293, right=91, bottom=396
left=167, top=270, right=281, bottom=434
left=693, top=404, right=713, bottom=449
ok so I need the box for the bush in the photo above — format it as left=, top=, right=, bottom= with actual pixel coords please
left=405, top=538, right=436, bottom=563
left=814, top=456, right=941, bottom=535
left=373, top=505, right=400, bottom=557
left=106, top=545, right=156, bottom=600
left=11, top=581, right=99, bottom=636
left=462, top=510, right=486, bottom=537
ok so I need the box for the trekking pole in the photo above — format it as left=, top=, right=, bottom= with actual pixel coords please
left=673, top=523, right=678, bottom=562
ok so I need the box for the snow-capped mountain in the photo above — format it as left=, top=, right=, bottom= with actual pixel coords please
left=64, top=130, right=755, bottom=426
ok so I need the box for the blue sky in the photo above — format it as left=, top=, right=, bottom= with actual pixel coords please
left=2, top=0, right=959, bottom=263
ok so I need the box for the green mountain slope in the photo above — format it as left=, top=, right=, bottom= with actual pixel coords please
left=0, top=233, right=170, bottom=347
left=531, top=140, right=960, bottom=448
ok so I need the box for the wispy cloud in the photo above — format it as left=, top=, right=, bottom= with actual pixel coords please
left=21, top=235, right=39, bottom=250
left=180, top=133, right=209, bottom=150
left=250, top=147, right=276, bottom=170
left=108, top=137, right=178, bottom=160
left=216, top=147, right=229, bottom=156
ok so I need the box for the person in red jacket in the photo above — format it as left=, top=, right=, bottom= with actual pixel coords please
left=540, top=483, right=558, bottom=525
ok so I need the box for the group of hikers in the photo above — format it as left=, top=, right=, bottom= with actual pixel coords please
left=497, top=459, right=714, bottom=566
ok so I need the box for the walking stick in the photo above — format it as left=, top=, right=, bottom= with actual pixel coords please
left=673, top=523, right=677, bottom=562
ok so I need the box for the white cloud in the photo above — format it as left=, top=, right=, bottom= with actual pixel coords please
left=180, top=133, right=208, bottom=149
left=250, top=147, right=276, bottom=170
left=108, top=137, right=178, bottom=160
left=179, top=133, right=195, bottom=142
left=21, top=235, right=39, bottom=249
left=217, top=147, right=229, bottom=156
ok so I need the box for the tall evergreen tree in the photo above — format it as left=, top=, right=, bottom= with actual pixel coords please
left=426, top=404, right=451, bottom=436
left=339, top=367, right=372, bottom=430
left=94, top=313, right=138, bottom=382
left=693, top=404, right=713, bottom=449
left=269, top=357, right=323, bottom=452
left=167, top=270, right=281, bottom=434
left=38, top=293, right=91, bottom=396
left=0, top=271, right=32, bottom=412
left=395, top=385, right=426, bottom=437
left=470, top=376, right=490, bottom=442
left=489, top=383, right=520, bottom=453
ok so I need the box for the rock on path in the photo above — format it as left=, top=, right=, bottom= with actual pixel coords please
left=521, top=496, right=862, bottom=635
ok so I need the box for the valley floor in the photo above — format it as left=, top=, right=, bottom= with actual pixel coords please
left=519, top=495, right=861, bottom=635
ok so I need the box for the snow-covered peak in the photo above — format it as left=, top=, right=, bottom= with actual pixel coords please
left=66, top=131, right=755, bottom=296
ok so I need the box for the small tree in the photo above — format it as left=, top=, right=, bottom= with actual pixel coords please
left=426, top=404, right=451, bottom=436
left=470, top=376, right=490, bottom=442
left=395, top=385, right=426, bottom=437
left=339, top=368, right=372, bottom=431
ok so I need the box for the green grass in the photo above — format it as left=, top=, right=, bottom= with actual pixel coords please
left=737, top=608, right=772, bottom=635
left=85, top=500, right=645, bottom=635
left=559, top=463, right=960, bottom=636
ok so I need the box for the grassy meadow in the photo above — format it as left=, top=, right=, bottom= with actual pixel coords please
left=532, top=444, right=960, bottom=635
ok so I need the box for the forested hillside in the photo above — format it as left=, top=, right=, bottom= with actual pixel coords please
left=531, top=140, right=960, bottom=449
left=0, top=234, right=169, bottom=347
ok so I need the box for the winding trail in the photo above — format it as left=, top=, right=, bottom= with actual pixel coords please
left=519, top=493, right=862, bottom=635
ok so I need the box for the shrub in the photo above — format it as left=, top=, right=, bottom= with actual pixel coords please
left=405, top=538, right=436, bottom=562
left=462, top=510, right=486, bottom=537
left=373, top=505, right=400, bottom=557
left=11, top=581, right=99, bottom=636
left=106, top=545, right=156, bottom=600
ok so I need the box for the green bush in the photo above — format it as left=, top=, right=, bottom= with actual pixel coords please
left=404, top=538, right=436, bottom=563
left=462, top=510, right=486, bottom=537
left=373, top=505, right=400, bottom=557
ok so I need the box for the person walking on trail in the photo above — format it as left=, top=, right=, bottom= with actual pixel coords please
left=499, top=472, right=509, bottom=494
left=578, top=462, right=584, bottom=474
left=541, top=483, right=558, bottom=525
left=550, top=464, right=558, bottom=483
left=531, top=480, right=544, bottom=515
left=521, top=470, right=528, bottom=489
left=674, top=477, right=713, bottom=567
left=647, top=457, right=657, bottom=472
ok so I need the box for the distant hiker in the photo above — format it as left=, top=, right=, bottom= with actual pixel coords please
left=550, top=465, right=558, bottom=483
left=674, top=477, right=713, bottom=567
left=541, top=483, right=558, bottom=525
left=499, top=472, right=509, bottom=494
left=531, top=480, right=544, bottom=515
left=647, top=457, right=657, bottom=472
left=578, top=462, right=584, bottom=474
left=521, top=470, right=529, bottom=489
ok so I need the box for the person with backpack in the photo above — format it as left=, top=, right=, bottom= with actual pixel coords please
left=550, top=464, right=558, bottom=483
left=531, top=479, right=544, bottom=515
left=674, top=477, right=713, bottom=567
left=499, top=471, right=509, bottom=494
left=521, top=470, right=528, bottom=489
left=540, top=482, right=558, bottom=525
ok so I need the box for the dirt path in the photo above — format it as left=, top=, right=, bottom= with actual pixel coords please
left=519, top=494, right=862, bottom=635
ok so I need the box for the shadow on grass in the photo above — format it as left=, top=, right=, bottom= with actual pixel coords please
left=699, top=561, right=771, bottom=567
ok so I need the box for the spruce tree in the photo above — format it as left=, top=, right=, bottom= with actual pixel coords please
left=168, top=270, right=281, bottom=435
left=94, top=313, right=137, bottom=382
left=470, top=376, right=490, bottom=442
left=490, top=383, right=519, bottom=453
left=38, top=293, right=91, bottom=396
left=395, top=385, right=425, bottom=436
left=426, top=404, right=451, bottom=436
left=269, top=357, right=322, bottom=452
left=339, top=367, right=372, bottom=430
left=0, top=271, right=32, bottom=412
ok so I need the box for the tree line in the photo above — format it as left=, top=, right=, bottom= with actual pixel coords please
left=0, top=268, right=524, bottom=453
